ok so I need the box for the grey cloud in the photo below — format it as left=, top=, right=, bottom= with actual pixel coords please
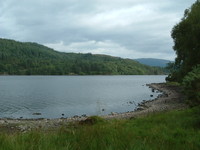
left=0, top=0, right=197, bottom=60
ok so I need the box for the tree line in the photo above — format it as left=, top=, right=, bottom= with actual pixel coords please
left=0, top=38, right=165, bottom=75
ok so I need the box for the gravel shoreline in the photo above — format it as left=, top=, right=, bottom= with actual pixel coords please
left=103, top=83, right=188, bottom=120
left=0, top=83, right=188, bottom=132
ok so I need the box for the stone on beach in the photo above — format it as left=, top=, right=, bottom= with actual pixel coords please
left=32, top=113, right=42, bottom=115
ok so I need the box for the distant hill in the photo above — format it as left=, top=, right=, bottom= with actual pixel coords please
left=0, top=38, right=165, bottom=75
left=135, top=58, right=172, bottom=67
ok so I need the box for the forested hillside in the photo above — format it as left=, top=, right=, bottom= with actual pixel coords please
left=135, top=58, right=171, bottom=67
left=0, top=38, right=164, bottom=75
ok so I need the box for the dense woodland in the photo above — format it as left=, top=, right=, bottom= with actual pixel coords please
left=0, top=38, right=164, bottom=75
left=167, top=0, right=200, bottom=105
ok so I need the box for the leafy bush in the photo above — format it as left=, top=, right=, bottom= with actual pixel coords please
left=182, top=65, right=200, bottom=106
left=79, top=116, right=106, bottom=125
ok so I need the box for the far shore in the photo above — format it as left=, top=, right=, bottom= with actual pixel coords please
left=0, top=83, right=188, bottom=132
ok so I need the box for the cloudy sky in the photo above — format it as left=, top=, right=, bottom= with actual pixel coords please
left=0, top=0, right=196, bottom=60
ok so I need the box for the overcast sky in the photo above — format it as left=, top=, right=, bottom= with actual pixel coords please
left=0, top=0, right=196, bottom=60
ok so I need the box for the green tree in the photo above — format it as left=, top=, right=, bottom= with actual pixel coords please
left=168, top=0, right=200, bottom=82
left=167, top=1, right=200, bottom=106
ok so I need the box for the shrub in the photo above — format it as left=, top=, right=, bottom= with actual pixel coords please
left=182, top=65, right=200, bottom=106
left=79, top=116, right=105, bottom=125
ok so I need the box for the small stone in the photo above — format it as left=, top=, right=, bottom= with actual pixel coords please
left=0, top=120, right=5, bottom=124
left=137, top=107, right=144, bottom=111
left=58, top=119, right=62, bottom=122
left=19, top=125, right=29, bottom=132
left=32, top=113, right=42, bottom=115
left=111, top=112, right=117, bottom=115
left=82, top=114, right=87, bottom=117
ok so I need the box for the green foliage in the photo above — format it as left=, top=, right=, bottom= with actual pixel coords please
left=168, top=0, right=200, bottom=82
left=182, top=65, right=200, bottom=106
left=0, top=38, right=164, bottom=75
left=0, top=107, right=200, bottom=149
left=166, top=81, right=181, bottom=86
left=79, top=116, right=106, bottom=125
left=166, top=1, right=200, bottom=106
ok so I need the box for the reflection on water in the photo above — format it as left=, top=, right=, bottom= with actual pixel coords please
left=0, top=75, right=165, bottom=119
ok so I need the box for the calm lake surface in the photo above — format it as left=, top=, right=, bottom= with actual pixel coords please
left=0, top=75, right=166, bottom=119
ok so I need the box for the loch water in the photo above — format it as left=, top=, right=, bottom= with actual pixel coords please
left=0, top=75, right=166, bottom=119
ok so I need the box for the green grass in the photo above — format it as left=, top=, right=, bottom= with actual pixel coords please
left=0, top=108, right=200, bottom=150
